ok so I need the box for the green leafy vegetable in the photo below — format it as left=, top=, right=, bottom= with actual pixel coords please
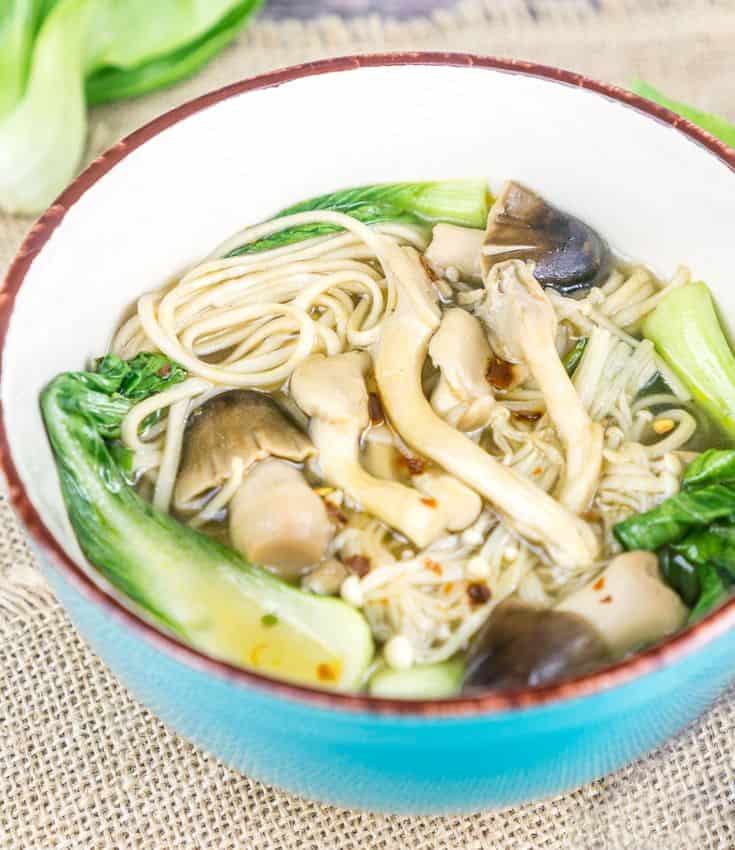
left=41, top=353, right=373, bottom=689
left=562, top=337, right=587, bottom=376
left=0, top=0, right=261, bottom=214
left=615, top=448, right=735, bottom=619
left=85, top=0, right=261, bottom=105
left=225, top=180, right=491, bottom=257
left=631, top=80, right=735, bottom=148
left=672, top=524, right=735, bottom=579
left=643, top=283, right=735, bottom=439
left=688, top=563, right=728, bottom=622
left=368, top=659, right=464, bottom=699
left=613, top=482, right=735, bottom=551
left=682, top=449, right=735, bottom=489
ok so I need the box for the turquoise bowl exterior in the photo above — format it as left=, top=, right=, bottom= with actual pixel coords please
left=44, top=562, right=735, bottom=814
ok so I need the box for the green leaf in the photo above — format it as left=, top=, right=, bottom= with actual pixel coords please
left=0, top=0, right=55, bottom=119
left=613, top=482, right=735, bottom=551
left=672, top=524, right=735, bottom=579
left=682, top=449, right=735, bottom=489
left=658, top=546, right=701, bottom=607
left=85, top=0, right=262, bottom=106
left=642, top=283, right=735, bottom=439
left=631, top=80, right=735, bottom=149
left=0, top=0, right=261, bottom=214
left=226, top=180, right=491, bottom=257
left=688, top=562, right=728, bottom=623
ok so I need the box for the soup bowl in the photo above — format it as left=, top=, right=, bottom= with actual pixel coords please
left=2, top=55, right=735, bottom=814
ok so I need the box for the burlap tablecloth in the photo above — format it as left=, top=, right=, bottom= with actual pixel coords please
left=2, top=2, right=735, bottom=847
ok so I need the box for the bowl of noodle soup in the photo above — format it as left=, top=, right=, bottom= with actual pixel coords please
left=2, top=55, right=735, bottom=813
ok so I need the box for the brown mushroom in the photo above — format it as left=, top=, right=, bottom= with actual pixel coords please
left=175, top=390, right=315, bottom=508
left=482, top=181, right=608, bottom=294
left=174, top=390, right=332, bottom=576
left=463, top=600, right=610, bottom=690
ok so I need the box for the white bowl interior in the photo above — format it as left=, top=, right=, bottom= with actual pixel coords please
left=4, top=62, right=735, bottom=564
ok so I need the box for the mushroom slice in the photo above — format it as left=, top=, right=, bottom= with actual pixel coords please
left=372, top=242, right=599, bottom=567
left=428, top=307, right=495, bottom=431
left=229, top=459, right=333, bottom=578
left=290, top=352, right=447, bottom=548
left=482, top=181, right=608, bottom=294
left=556, top=550, right=688, bottom=655
left=477, top=260, right=603, bottom=514
left=424, top=224, right=485, bottom=282
left=174, top=390, right=314, bottom=510
left=464, top=599, right=610, bottom=690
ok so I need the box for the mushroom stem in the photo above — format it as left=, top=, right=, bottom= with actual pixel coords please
left=479, top=261, right=603, bottom=514
left=373, top=244, right=599, bottom=567
left=290, top=352, right=448, bottom=548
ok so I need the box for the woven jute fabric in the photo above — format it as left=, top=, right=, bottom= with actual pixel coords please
left=2, top=2, right=735, bottom=847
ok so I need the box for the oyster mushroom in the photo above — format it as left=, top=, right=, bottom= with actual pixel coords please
left=464, top=550, right=687, bottom=689
left=482, top=181, right=608, bottom=294
left=174, top=390, right=332, bottom=577
left=428, top=307, right=496, bottom=432
left=476, top=260, right=603, bottom=514
left=424, top=223, right=485, bottom=282
left=290, top=351, right=449, bottom=548
left=372, top=241, right=598, bottom=567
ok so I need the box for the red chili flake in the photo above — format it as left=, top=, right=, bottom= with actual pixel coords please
left=343, top=555, right=371, bottom=578
left=424, top=558, right=443, bottom=575
left=600, top=595, right=613, bottom=604
left=532, top=466, right=543, bottom=476
left=397, top=454, right=427, bottom=475
left=317, top=663, right=337, bottom=682
left=420, top=497, right=438, bottom=508
left=593, top=577, right=606, bottom=592
left=157, top=362, right=172, bottom=377
left=325, top=501, right=348, bottom=525
left=367, top=392, right=384, bottom=424
left=467, top=582, right=492, bottom=605
left=487, top=359, right=514, bottom=389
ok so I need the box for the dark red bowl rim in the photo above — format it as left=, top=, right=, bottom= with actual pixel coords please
left=2, top=53, right=735, bottom=717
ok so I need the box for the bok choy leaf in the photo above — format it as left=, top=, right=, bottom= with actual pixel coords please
left=41, top=353, right=373, bottom=689
left=224, top=180, right=491, bottom=257
left=0, top=0, right=261, bottom=214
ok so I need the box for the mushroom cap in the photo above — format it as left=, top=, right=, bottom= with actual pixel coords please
left=290, top=351, right=372, bottom=426
left=478, top=259, right=558, bottom=365
left=482, top=181, right=609, bottom=294
left=463, top=599, right=610, bottom=690
left=174, top=390, right=314, bottom=508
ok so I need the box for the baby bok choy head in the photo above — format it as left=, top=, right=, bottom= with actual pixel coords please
left=41, top=352, right=373, bottom=690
